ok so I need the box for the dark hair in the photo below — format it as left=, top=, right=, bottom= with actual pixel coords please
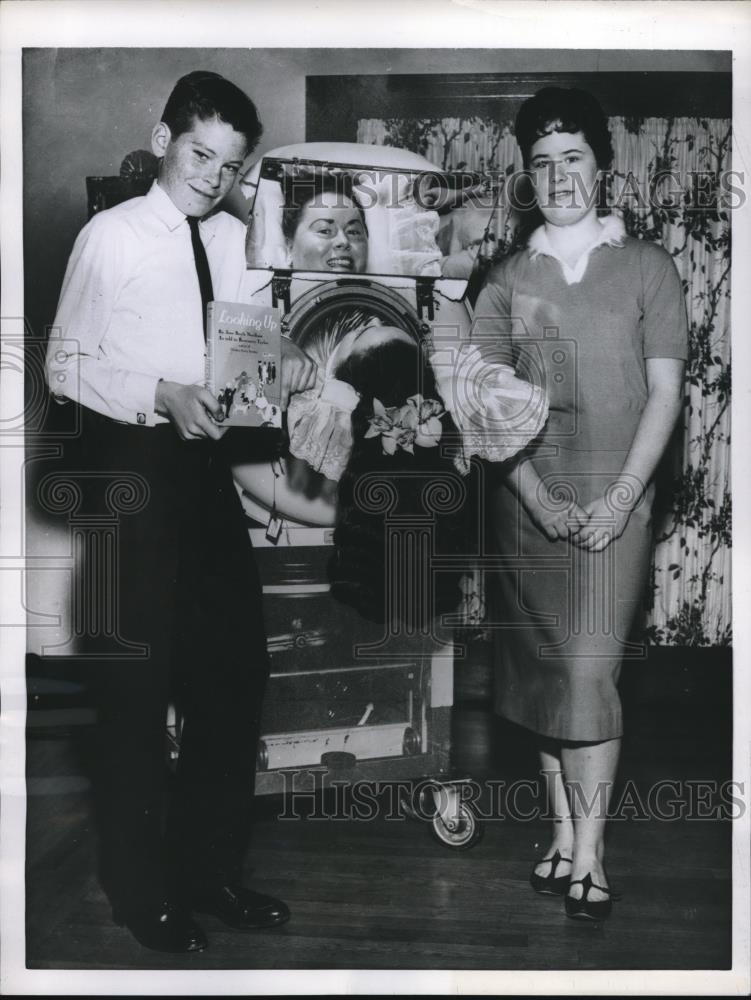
left=161, top=70, right=263, bottom=152
left=328, top=339, right=469, bottom=627
left=281, top=170, right=367, bottom=243
left=295, top=305, right=380, bottom=364
left=515, top=87, right=613, bottom=170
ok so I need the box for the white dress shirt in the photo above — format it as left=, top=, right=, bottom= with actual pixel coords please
left=46, top=181, right=247, bottom=425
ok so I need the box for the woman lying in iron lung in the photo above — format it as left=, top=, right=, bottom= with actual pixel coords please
left=248, top=162, right=485, bottom=279
left=242, top=155, right=547, bottom=622
left=285, top=308, right=549, bottom=625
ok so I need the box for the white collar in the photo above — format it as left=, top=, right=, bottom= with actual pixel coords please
left=528, top=213, right=626, bottom=285
left=148, top=180, right=221, bottom=241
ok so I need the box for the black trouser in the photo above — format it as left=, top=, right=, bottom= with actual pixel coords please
left=72, top=408, right=269, bottom=916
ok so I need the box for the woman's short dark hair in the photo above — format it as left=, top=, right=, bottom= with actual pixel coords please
left=328, top=338, right=469, bottom=627
left=161, top=70, right=263, bottom=152
left=281, top=170, right=367, bottom=243
left=515, top=87, right=613, bottom=170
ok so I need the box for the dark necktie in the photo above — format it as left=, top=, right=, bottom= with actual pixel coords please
left=188, top=216, right=214, bottom=340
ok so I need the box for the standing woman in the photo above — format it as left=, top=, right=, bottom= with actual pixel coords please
left=475, top=88, right=688, bottom=920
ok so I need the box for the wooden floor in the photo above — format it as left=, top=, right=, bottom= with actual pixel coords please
left=24, top=648, right=732, bottom=971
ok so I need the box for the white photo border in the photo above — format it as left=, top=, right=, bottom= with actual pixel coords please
left=1, top=0, right=749, bottom=995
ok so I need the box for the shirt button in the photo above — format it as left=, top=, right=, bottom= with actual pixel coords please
left=137, top=413, right=146, bottom=425
left=54, top=350, right=68, bottom=363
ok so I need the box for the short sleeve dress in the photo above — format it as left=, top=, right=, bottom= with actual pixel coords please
left=473, top=217, right=688, bottom=742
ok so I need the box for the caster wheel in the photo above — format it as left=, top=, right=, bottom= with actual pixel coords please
left=430, top=803, right=483, bottom=850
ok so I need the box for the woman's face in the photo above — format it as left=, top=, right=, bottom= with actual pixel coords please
left=528, top=129, right=600, bottom=227
left=289, top=192, right=368, bottom=273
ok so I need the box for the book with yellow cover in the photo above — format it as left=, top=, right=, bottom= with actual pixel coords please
left=205, top=301, right=282, bottom=428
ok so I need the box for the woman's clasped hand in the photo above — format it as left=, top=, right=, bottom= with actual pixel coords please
left=527, top=485, right=636, bottom=551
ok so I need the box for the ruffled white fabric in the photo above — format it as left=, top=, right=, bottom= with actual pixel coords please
left=429, top=344, right=549, bottom=473
left=287, top=377, right=360, bottom=482
left=287, top=328, right=363, bottom=481
left=390, top=202, right=443, bottom=276
left=288, top=334, right=549, bottom=482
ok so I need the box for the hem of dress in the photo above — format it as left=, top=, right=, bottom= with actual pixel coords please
left=493, top=705, right=623, bottom=743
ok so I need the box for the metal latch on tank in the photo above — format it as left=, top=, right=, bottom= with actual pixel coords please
left=272, top=269, right=292, bottom=314
left=415, top=277, right=436, bottom=322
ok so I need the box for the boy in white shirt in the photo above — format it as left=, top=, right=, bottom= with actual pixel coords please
left=47, top=70, right=315, bottom=954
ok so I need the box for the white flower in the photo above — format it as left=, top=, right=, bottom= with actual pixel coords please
left=365, top=395, right=445, bottom=456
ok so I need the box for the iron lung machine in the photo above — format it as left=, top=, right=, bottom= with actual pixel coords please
left=233, top=143, right=478, bottom=794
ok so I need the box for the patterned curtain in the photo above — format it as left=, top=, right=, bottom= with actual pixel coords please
left=358, top=115, right=732, bottom=645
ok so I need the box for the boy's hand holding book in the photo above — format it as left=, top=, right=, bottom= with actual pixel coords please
left=204, top=301, right=317, bottom=424
left=155, top=381, right=229, bottom=441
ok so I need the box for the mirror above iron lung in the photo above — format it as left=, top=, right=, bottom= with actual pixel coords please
left=232, top=143, right=473, bottom=533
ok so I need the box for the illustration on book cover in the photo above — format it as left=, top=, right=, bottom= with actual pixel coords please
left=205, top=301, right=282, bottom=428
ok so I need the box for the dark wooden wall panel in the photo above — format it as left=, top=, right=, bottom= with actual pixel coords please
left=307, top=70, right=732, bottom=143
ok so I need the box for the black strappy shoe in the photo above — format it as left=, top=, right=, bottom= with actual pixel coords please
left=564, top=872, right=621, bottom=921
left=529, top=848, right=572, bottom=896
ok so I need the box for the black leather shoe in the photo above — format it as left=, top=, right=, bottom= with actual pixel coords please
left=530, top=848, right=572, bottom=896
left=114, top=900, right=208, bottom=953
left=191, top=884, right=290, bottom=930
left=565, top=872, right=622, bottom=921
